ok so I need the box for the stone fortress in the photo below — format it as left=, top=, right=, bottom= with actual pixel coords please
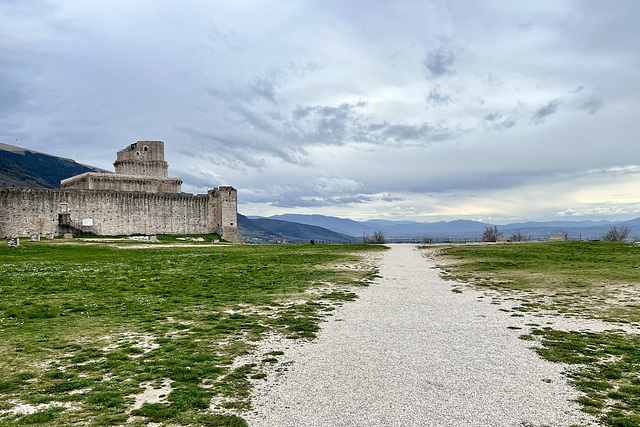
left=0, top=141, right=244, bottom=243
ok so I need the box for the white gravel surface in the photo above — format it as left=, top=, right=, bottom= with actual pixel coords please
left=246, top=244, right=600, bottom=427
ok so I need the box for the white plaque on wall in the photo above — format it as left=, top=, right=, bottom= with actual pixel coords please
left=82, top=218, right=93, bottom=226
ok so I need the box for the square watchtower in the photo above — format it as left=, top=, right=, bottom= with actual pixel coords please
left=114, top=141, right=169, bottom=178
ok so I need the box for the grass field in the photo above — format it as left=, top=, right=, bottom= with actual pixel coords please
left=0, top=237, right=383, bottom=426
left=434, top=241, right=640, bottom=426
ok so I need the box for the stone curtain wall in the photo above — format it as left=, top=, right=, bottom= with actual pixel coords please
left=0, top=188, right=209, bottom=238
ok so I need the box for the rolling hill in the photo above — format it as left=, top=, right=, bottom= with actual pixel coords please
left=0, top=142, right=109, bottom=188
left=250, top=218, right=354, bottom=243
left=238, top=214, right=354, bottom=244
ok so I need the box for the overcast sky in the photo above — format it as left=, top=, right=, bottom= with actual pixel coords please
left=2, top=1, right=640, bottom=223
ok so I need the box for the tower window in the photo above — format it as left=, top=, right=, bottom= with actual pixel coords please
left=143, top=145, right=149, bottom=151
left=136, top=151, right=140, bottom=156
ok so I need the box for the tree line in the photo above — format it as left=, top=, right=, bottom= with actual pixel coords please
left=481, top=225, right=633, bottom=242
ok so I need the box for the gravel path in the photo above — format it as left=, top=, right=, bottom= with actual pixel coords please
left=246, top=244, right=599, bottom=427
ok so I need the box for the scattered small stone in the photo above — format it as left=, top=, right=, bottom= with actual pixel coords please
left=128, top=236, right=150, bottom=241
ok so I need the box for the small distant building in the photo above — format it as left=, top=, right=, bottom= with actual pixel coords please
left=549, top=235, right=565, bottom=242
left=0, top=141, right=243, bottom=243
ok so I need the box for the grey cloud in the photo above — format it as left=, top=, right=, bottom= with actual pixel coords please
left=176, top=102, right=360, bottom=170
left=241, top=182, right=400, bottom=208
left=266, top=111, right=285, bottom=121
left=208, top=25, right=244, bottom=54
left=406, top=168, right=554, bottom=194
left=293, top=112, right=465, bottom=148
left=178, top=104, right=313, bottom=169
left=175, top=127, right=268, bottom=170
left=246, top=67, right=288, bottom=104
left=375, top=122, right=460, bottom=144
left=232, top=107, right=279, bottom=135
left=483, top=112, right=501, bottom=122
left=530, top=100, right=561, bottom=125
left=422, top=46, right=456, bottom=79
left=288, top=102, right=366, bottom=146
left=175, top=168, right=223, bottom=191
left=517, top=21, right=534, bottom=32
left=288, top=61, right=325, bottom=76
left=189, top=86, right=468, bottom=168
left=205, top=67, right=286, bottom=105
left=481, top=112, right=517, bottom=131
left=380, top=193, right=403, bottom=202
left=426, top=86, right=452, bottom=107
left=391, top=121, right=467, bottom=144
left=578, top=97, right=603, bottom=115
left=495, top=119, right=517, bottom=130
left=291, top=106, right=312, bottom=120
left=477, top=72, right=502, bottom=86
left=250, top=77, right=277, bottom=103
left=291, top=103, right=358, bottom=123
left=271, top=194, right=385, bottom=209
left=231, top=99, right=468, bottom=167
left=270, top=198, right=325, bottom=208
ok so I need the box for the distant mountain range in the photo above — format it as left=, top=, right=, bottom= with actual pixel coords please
left=0, top=142, right=109, bottom=188
left=264, top=214, right=494, bottom=237
left=257, top=214, right=640, bottom=241
left=2, top=142, right=638, bottom=242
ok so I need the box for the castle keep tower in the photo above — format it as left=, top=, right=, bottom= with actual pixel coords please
left=114, top=141, right=169, bottom=178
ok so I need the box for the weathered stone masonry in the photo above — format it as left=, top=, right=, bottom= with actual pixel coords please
left=0, top=141, right=244, bottom=243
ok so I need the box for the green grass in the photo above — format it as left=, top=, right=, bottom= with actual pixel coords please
left=433, top=241, right=640, bottom=426
left=522, top=328, right=640, bottom=425
left=0, top=239, right=384, bottom=426
left=435, top=241, right=640, bottom=323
